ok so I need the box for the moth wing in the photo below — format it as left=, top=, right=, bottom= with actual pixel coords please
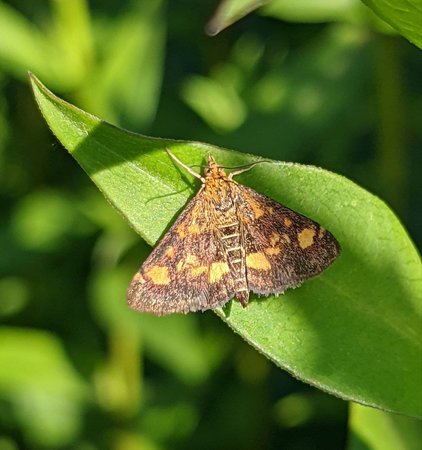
left=237, top=185, right=340, bottom=296
left=127, top=188, right=236, bottom=315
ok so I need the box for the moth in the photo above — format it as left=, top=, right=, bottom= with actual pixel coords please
left=127, top=150, right=340, bottom=315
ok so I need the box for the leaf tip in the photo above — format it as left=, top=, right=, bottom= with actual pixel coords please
left=28, top=71, right=41, bottom=89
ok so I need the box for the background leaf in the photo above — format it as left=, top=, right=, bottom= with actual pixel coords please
left=0, top=0, right=164, bottom=128
left=31, top=73, right=422, bottom=418
left=207, top=0, right=394, bottom=36
left=361, top=0, right=422, bottom=49
left=207, top=0, right=270, bottom=35
left=347, top=403, right=422, bottom=450
left=262, top=0, right=394, bottom=32
left=0, top=1, right=57, bottom=80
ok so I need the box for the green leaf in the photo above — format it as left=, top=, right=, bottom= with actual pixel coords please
left=262, top=0, right=395, bottom=32
left=206, top=0, right=270, bottom=36
left=206, top=0, right=394, bottom=35
left=48, top=0, right=94, bottom=84
left=0, top=2, right=56, bottom=80
left=348, top=403, right=422, bottom=450
left=30, top=73, right=422, bottom=417
left=80, top=0, right=165, bottom=128
left=361, top=0, right=422, bottom=49
left=263, top=0, right=363, bottom=23
left=181, top=74, right=246, bottom=132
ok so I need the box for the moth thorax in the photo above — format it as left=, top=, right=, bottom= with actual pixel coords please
left=206, top=179, right=234, bottom=212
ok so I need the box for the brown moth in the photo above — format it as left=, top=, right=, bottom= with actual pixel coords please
left=127, top=150, right=340, bottom=315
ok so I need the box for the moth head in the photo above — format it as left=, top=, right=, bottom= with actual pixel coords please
left=204, top=155, right=228, bottom=179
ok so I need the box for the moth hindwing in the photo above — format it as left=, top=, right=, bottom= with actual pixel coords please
left=127, top=152, right=340, bottom=315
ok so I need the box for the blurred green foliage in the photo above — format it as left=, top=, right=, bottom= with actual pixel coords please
left=0, top=1, right=421, bottom=449
left=30, top=73, right=421, bottom=418
left=348, top=403, right=422, bottom=450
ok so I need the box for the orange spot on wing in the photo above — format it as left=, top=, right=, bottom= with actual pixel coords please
left=132, top=272, right=146, bottom=284
left=246, top=252, right=271, bottom=271
left=176, top=224, right=186, bottom=238
left=165, top=247, right=175, bottom=258
left=188, top=222, right=200, bottom=234
left=297, top=228, right=316, bottom=249
left=247, top=196, right=265, bottom=219
left=265, top=247, right=281, bottom=256
left=145, top=266, right=170, bottom=285
left=209, top=262, right=230, bottom=283
left=191, top=266, right=208, bottom=277
left=284, top=217, right=292, bottom=227
left=270, top=232, right=280, bottom=247
left=176, top=254, right=198, bottom=272
left=282, top=233, right=291, bottom=243
left=186, top=254, right=198, bottom=265
left=266, top=233, right=281, bottom=256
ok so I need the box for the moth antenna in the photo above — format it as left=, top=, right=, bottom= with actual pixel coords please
left=228, top=160, right=271, bottom=179
left=166, top=148, right=205, bottom=182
